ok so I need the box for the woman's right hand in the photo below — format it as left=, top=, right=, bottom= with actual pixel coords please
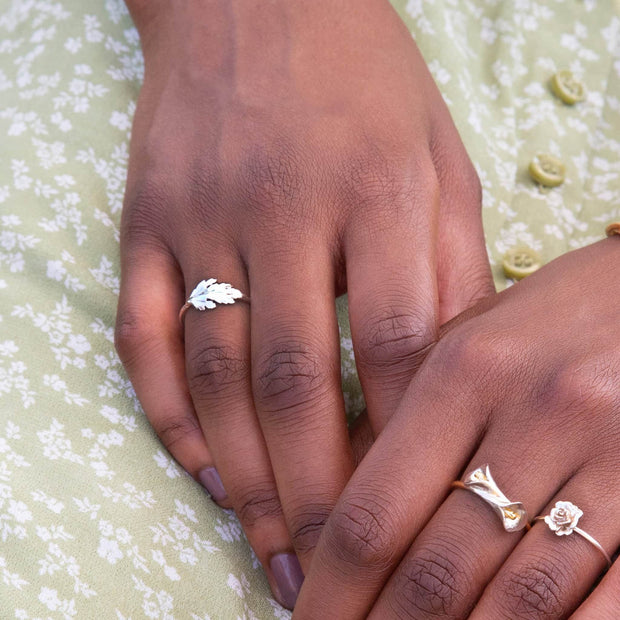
left=116, top=0, right=492, bottom=608
left=294, top=237, right=620, bottom=618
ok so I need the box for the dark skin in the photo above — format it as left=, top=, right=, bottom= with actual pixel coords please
left=118, top=1, right=619, bottom=615
left=294, top=238, right=620, bottom=618
left=117, top=0, right=492, bottom=607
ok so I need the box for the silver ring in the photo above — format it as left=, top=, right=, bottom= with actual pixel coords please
left=179, top=278, right=249, bottom=324
left=452, top=465, right=529, bottom=532
left=535, top=501, right=611, bottom=567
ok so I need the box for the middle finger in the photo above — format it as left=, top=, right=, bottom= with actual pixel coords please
left=249, top=238, right=355, bottom=570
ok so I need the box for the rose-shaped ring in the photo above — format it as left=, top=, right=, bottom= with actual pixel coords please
left=179, top=279, right=250, bottom=325
left=535, top=500, right=611, bottom=567
left=452, top=465, right=530, bottom=532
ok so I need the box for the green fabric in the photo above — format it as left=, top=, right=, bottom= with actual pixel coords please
left=0, top=0, right=618, bottom=617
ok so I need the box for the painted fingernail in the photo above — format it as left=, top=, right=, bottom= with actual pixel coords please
left=198, top=467, right=227, bottom=503
left=270, top=552, right=304, bottom=610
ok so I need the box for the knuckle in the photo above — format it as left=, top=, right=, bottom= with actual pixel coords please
left=240, top=147, right=307, bottom=218
left=187, top=343, right=248, bottom=399
left=445, top=161, right=482, bottom=213
left=430, top=127, right=482, bottom=211
left=457, top=159, right=482, bottom=202
left=288, top=504, right=333, bottom=556
left=254, top=341, right=332, bottom=415
left=114, top=308, right=157, bottom=365
left=355, top=307, right=435, bottom=373
left=326, top=495, right=398, bottom=571
left=235, top=485, right=284, bottom=529
left=455, top=261, right=494, bottom=306
left=343, top=153, right=439, bottom=234
left=496, top=560, right=567, bottom=619
left=539, top=358, right=620, bottom=417
left=185, top=163, right=222, bottom=221
left=390, top=542, right=469, bottom=618
left=122, top=176, right=171, bottom=250
left=430, top=326, right=516, bottom=384
left=345, top=149, right=437, bottom=208
left=154, top=414, right=204, bottom=454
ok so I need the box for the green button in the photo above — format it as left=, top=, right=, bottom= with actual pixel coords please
left=502, top=246, right=542, bottom=280
left=529, top=154, right=565, bottom=187
left=550, top=70, right=586, bottom=105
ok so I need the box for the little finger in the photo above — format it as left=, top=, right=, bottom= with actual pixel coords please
left=115, top=247, right=213, bottom=480
left=571, top=555, right=620, bottom=619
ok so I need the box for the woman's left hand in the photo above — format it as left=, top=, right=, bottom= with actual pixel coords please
left=293, top=237, right=620, bottom=619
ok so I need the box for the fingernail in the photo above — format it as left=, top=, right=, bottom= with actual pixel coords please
left=270, top=552, right=304, bottom=610
left=198, top=467, right=227, bottom=503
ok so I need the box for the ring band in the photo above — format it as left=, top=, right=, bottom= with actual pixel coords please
left=179, top=278, right=249, bottom=324
left=452, top=465, right=529, bottom=532
left=535, top=501, right=611, bottom=567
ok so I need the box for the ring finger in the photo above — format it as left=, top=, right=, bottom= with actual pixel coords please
left=471, top=471, right=618, bottom=619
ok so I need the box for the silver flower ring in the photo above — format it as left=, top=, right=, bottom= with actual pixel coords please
left=535, top=500, right=611, bottom=567
left=452, top=465, right=529, bottom=532
left=179, top=279, right=250, bottom=324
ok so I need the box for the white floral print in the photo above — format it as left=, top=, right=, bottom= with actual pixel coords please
left=1, top=0, right=618, bottom=618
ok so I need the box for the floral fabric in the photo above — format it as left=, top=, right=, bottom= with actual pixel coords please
left=0, top=1, right=618, bottom=618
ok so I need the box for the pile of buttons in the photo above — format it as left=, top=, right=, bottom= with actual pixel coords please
left=502, top=70, right=586, bottom=282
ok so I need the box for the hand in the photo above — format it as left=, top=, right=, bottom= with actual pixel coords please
left=294, top=238, right=620, bottom=618
left=115, top=0, right=492, bottom=607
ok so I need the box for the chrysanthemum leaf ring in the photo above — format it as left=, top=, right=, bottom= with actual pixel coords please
left=179, top=279, right=250, bottom=324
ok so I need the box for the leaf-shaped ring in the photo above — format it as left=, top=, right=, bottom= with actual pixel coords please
left=452, top=465, right=530, bottom=533
left=179, top=279, right=250, bottom=325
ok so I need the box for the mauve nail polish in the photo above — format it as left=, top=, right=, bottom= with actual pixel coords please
left=198, top=467, right=227, bottom=503
left=270, top=552, right=304, bottom=610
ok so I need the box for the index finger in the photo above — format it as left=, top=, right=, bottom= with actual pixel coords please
left=292, top=340, right=485, bottom=618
